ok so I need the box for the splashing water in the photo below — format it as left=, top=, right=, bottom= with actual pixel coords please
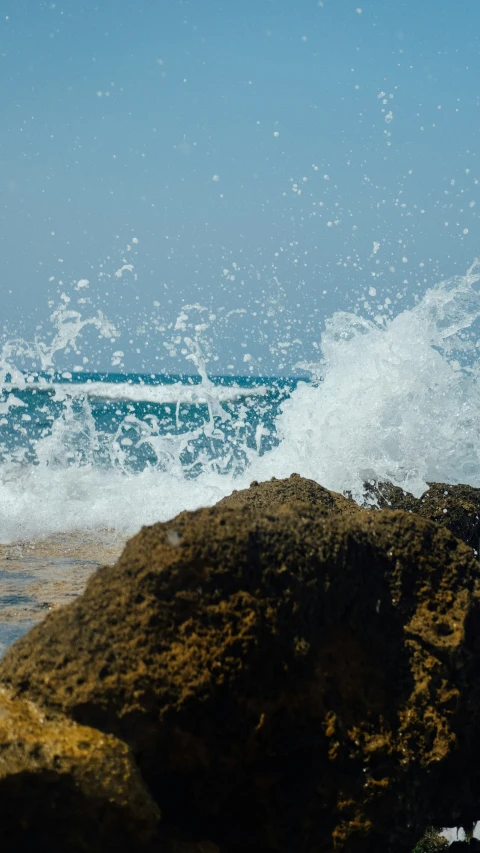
left=250, top=260, right=480, bottom=499
left=1, top=263, right=480, bottom=543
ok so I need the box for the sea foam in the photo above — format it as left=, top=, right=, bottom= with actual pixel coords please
left=251, top=260, right=480, bottom=499
left=1, top=263, right=480, bottom=542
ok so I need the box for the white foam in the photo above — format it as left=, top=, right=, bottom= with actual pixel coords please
left=0, top=463, right=243, bottom=544
left=2, top=263, right=480, bottom=543
left=249, top=260, right=480, bottom=499
left=2, top=381, right=266, bottom=405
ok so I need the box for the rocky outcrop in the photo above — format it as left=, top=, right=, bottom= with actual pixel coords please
left=218, top=471, right=361, bottom=516
left=364, top=481, right=480, bottom=551
left=1, top=494, right=479, bottom=852
left=222, top=474, right=480, bottom=553
left=0, top=687, right=160, bottom=852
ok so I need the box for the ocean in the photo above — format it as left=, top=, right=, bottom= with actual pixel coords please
left=2, top=262, right=480, bottom=657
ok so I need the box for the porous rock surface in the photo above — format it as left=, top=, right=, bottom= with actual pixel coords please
left=0, top=687, right=160, bottom=852
left=2, top=483, right=480, bottom=853
left=218, top=471, right=361, bottom=516
left=364, top=480, right=480, bottom=551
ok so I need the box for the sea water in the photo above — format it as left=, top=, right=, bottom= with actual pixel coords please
left=1, top=261, right=480, bottom=653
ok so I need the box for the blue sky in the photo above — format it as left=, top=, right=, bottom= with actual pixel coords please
left=1, top=0, right=480, bottom=373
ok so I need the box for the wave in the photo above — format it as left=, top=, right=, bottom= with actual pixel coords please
left=249, top=260, right=480, bottom=500
left=2, top=262, right=480, bottom=542
left=2, top=381, right=268, bottom=405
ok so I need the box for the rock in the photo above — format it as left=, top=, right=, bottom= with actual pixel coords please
left=0, top=687, right=160, bottom=852
left=223, top=475, right=480, bottom=553
left=364, top=481, right=480, bottom=551
left=219, top=471, right=360, bottom=516
left=413, top=827, right=449, bottom=853
left=1, top=500, right=480, bottom=852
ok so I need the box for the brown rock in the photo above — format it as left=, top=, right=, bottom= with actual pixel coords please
left=364, top=481, right=480, bottom=551
left=1, top=501, right=479, bottom=852
left=0, top=687, right=160, bottom=852
left=219, top=471, right=360, bottom=516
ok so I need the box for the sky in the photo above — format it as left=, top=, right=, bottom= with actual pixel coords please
left=1, top=0, right=480, bottom=374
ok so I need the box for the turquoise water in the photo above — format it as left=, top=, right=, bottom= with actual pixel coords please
left=3, top=265, right=480, bottom=546
left=1, top=372, right=300, bottom=475
left=0, top=363, right=309, bottom=544
left=3, top=264, right=480, bottom=543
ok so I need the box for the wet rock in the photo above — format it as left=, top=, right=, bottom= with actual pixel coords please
left=364, top=481, right=480, bottom=551
left=412, top=827, right=449, bottom=853
left=0, top=687, right=160, bottom=852
left=219, top=471, right=360, bottom=515
left=1, top=501, right=480, bottom=853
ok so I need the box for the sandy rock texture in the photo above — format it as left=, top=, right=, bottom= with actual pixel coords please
left=1, top=475, right=479, bottom=852
left=0, top=687, right=160, bottom=852
left=218, top=471, right=361, bottom=517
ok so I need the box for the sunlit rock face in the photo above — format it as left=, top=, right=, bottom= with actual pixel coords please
left=1, top=477, right=480, bottom=852
left=0, top=687, right=160, bottom=852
